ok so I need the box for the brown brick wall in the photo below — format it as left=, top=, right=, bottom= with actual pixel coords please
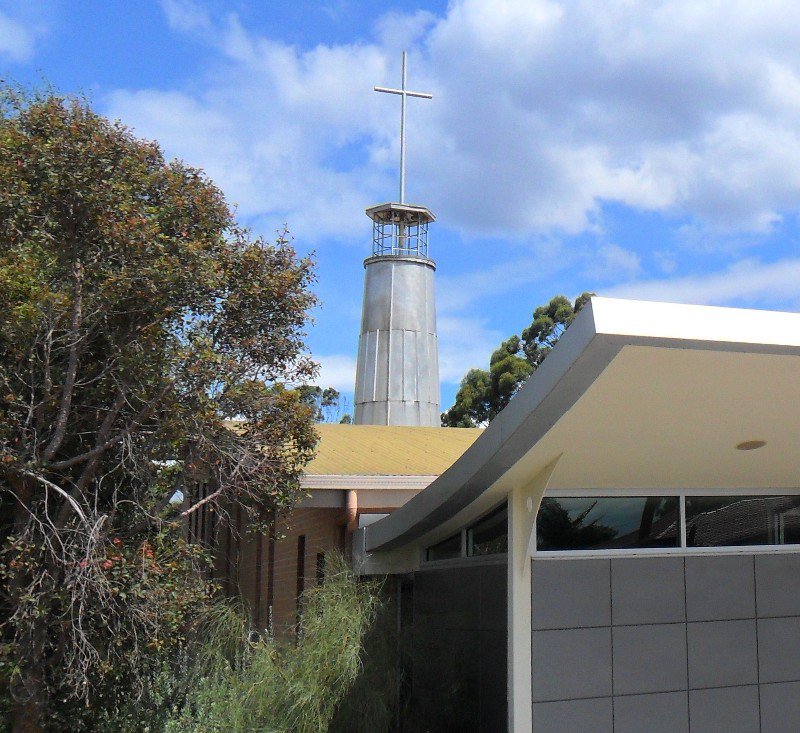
left=211, top=507, right=346, bottom=635
left=207, top=500, right=404, bottom=635
left=269, top=508, right=345, bottom=633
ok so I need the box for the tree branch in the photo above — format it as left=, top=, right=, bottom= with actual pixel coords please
left=180, top=486, right=223, bottom=517
left=52, top=385, right=170, bottom=531
left=126, top=482, right=184, bottom=535
left=17, top=469, right=88, bottom=525
left=42, top=259, right=84, bottom=463
left=47, top=387, right=128, bottom=471
left=35, top=321, right=55, bottom=436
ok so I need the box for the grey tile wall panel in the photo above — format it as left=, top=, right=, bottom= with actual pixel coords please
left=687, top=620, right=758, bottom=689
left=685, top=555, right=755, bottom=621
left=479, top=563, right=507, bottom=631
left=611, top=556, right=686, bottom=625
left=532, top=558, right=610, bottom=630
left=532, top=697, right=613, bottom=733
left=760, top=681, right=800, bottom=733
left=532, top=627, right=612, bottom=702
left=689, top=685, right=760, bottom=733
left=529, top=552, right=800, bottom=733
left=479, top=630, right=507, bottom=733
left=614, top=691, right=689, bottom=733
left=612, top=623, right=688, bottom=695
left=758, top=616, right=800, bottom=683
left=413, top=566, right=481, bottom=629
left=755, top=553, right=800, bottom=618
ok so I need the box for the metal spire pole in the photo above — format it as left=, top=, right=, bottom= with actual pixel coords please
left=374, top=51, right=432, bottom=205
left=400, top=51, right=407, bottom=204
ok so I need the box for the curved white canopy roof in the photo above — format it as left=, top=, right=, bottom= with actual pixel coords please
left=364, top=297, right=800, bottom=554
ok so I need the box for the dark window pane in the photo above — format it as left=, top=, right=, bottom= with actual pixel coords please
left=536, top=496, right=680, bottom=551
left=468, top=503, right=508, bottom=556
left=686, top=495, right=800, bottom=547
left=425, top=532, right=462, bottom=561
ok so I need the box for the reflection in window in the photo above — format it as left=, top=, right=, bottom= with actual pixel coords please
left=686, top=496, right=800, bottom=547
left=468, top=503, right=508, bottom=556
left=425, top=532, right=462, bottom=561
left=536, top=496, right=680, bottom=551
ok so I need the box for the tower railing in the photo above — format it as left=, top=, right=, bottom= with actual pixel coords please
left=372, top=211, right=430, bottom=258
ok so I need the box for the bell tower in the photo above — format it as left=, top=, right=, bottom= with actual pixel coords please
left=353, top=53, right=441, bottom=426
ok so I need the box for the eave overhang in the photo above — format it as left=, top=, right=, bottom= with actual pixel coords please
left=364, top=297, right=800, bottom=553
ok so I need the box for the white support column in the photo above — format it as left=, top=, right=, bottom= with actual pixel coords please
left=507, top=457, right=560, bottom=732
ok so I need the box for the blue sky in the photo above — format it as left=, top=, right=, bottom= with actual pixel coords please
left=4, top=0, right=800, bottom=412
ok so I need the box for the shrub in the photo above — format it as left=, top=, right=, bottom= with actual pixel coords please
left=164, top=554, right=382, bottom=733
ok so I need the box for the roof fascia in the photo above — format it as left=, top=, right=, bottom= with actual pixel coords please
left=365, top=297, right=800, bottom=553
left=365, top=297, right=607, bottom=551
left=300, top=475, right=438, bottom=491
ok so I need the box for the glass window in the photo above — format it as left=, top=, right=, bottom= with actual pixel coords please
left=467, top=503, right=508, bottom=556
left=536, top=496, right=680, bottom=551
left=686, top=495, right=800, bottom=547
left=425, top=532, right=462, bottom=561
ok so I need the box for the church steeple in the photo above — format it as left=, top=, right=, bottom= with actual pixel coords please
left=353, top=53, right=441, bottom=426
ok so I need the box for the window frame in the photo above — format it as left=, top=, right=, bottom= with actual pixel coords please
left=466, top=502, right=509, bottom=557
left=421, top=501, right=509, bottom=567
left=534, top=487, right=800, bottom=559
left=423, top=531, right=464, bottom=563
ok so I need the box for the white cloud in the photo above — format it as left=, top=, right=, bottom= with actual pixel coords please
left=437, top=314, right=503, bottom=384
left=418, top=0, right=800, bottom=236
left=102, top=0, right=800, bottom=244
left=95, top=0, right=800, bottom=403
left=312, top=353, right=357, bottom=391
left=437, top=240, right=573, bottom=312
left=583, top=244, right=641, bottom=282
left=605, top=258, right=800, bottom=309
left=373, top=9, right=436, bottom=50
left=160, top=0, right=211, bottom=34
left=0, top=11, right=39, bottom=62
left=106, top=27, right=393, bottom=241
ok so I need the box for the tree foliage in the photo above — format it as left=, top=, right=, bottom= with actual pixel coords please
left=0, top=88, right=318, bottom=730
left=296, top=385, right=351, bottom=424
left=442, top=293, right=594, bottom=427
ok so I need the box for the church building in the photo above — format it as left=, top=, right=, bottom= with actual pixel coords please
left=198, top=52, right=800, bottom=732
left=204, top=187, right=481, bottom=633
left=356, top=296, right=800, bottom=733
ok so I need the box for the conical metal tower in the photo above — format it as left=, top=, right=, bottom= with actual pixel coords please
left=353, top=53, right=440, bottom=426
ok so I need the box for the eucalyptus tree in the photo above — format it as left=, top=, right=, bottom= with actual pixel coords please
left=442, top=293, right=594, bottom=427
left=0, top=89, right=318, bottom=731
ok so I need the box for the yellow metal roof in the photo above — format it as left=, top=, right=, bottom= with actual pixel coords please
left=305, top=424, right=483, bottom=476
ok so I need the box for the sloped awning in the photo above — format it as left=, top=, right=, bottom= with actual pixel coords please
left=364, top=297, right=800, bottom=553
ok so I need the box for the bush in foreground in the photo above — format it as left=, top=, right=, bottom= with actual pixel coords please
left=160, top=555, right=382, bottom=733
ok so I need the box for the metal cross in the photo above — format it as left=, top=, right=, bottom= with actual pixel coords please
left=374, top=51, right=432, bottom=204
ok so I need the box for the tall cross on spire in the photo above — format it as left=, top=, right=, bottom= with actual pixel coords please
left=374, top=51, right=432, bottom=204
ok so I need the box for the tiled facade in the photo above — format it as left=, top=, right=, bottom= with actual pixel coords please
left=531, top=553, right=800, bottom=733
left=409, top=562, right=508, bottom=733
